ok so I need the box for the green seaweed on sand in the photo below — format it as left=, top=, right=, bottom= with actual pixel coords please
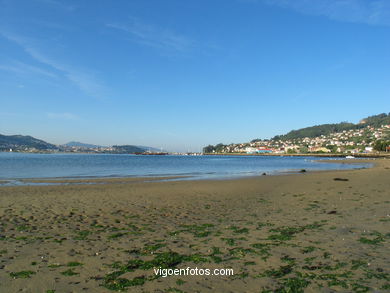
left=256, top=222, right=274, bottom=229
left=280, top=255, right=296, bottom=265
left=221, top=237, right=247, bottom=246
left=358, top=231, right=386, bottom=245
left=67, top=261, right=83, bottom=267
left=263, top=265, right=294, bottom=278
left=73, top=230, right=91, bottom=240
left=103, top=276, right=148, bottom=290
left=301, top=246, right=317, bottom=254
left=102, top=251, right=210, bottom=290
left=209, top=246, right=224, bottom=263
left=229, top=226, right=249, bottom=234
left=175, top=279, right=186, bottom=285
left=165, top=288, right=186, bottom=293
left=351, top=283, right=370, bottom=292
left=221, top=237, right=237, bottom=246
left=381, top=284, right=390, bottom=290
left=108, top=232, right=127, bottom=239
left=275, top=277, right=310, bottom=293
left=16, top=224, right=29, bottom=231
left=140, top=243, right=166, bottom=255
left=229, top=247, right=255, bottom=258
left=10, top=270, right=36, bottom=279
left=170, top=223, right=214, bottom=238
left=250, top=243, right=272, bottom=260
left=268, top=222, right=323, bottom=241
left=268, top=226, right=306, bottom=241
left=53, top=238, right=66, bottom=244
left=364, top=269, right=390, bottom=281
left=61, top=269, right=79, bottom=276
left=351, top=259, right=368, bottom=270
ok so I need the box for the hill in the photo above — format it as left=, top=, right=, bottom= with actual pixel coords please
left=137, top=145, right=162, bottom=152
left=0, top=134, right=57, bottom=151
left=359, top=113, right=390, bottom=127
left=272, top=113, right=390, bottom=141
left=111, top=145, right=146, bottom=154
left=63, top=141, right=106, bottom=148
left=0, top=133, right=160, bottom=154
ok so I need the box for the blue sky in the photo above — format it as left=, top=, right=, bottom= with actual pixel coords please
left=0, top=0, right=389, bottom=152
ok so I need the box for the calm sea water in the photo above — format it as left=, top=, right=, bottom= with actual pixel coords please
left=0, top=152, right=370, bottom=182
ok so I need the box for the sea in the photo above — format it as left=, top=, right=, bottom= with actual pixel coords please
left=0, top=152, right=371, bottom=185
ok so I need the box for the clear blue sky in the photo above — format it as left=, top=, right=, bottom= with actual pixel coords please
left=0, top=0, right=389, bottom=152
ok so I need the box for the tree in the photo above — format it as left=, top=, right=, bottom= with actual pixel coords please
left=203, top=145, right=215, bottom=153
left=215, top=143, right=225, bottom=153
left=374, top=140, right=390, bottom=152
left=299, top=146, right=308, bottom=154
left=326, top=145, right=338, bottom=153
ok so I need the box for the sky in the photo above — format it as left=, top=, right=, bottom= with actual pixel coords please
left=0, top=0, right=389, bottom=152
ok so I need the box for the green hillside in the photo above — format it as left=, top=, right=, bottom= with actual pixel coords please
left=0, top=134, right=57, bottom=151
left=111, top=145, right=146, bottom=154
left=360, top=113, right=390, bottom=127
left=272, top=113, right=389, bottom=141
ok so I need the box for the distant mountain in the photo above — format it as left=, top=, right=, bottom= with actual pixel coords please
left=0, top=134, right=57, bottom=151
left=63, top=141, right=106, bottom=148
left=0, top=133, right=162, bottom=154
left=137, top=145, right=162, bottom=152
left=272, top=113, right=390, bottom=141
left=111, top=145, right=146, bottom=154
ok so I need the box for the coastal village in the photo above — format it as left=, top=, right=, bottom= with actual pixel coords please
left=204, top=123, right=390, bottom=155
left=2, top=114, right=390, bottom=155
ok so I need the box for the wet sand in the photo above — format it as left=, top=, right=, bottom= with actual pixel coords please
left=0, top=159, right=389, bottom=292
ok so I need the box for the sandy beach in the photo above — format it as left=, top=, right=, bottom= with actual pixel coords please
left=0, top=159, right=389, bottom=292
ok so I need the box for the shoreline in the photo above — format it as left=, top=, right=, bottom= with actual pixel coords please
left=0, top=158, right=389, bottom=292
left=203, top=152, right=390, bottom=158
left=0, top=158, right=373, bottom=186
left=2, top=150, right=390, bottom=158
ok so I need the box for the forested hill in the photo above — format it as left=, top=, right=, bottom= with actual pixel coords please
left=63, top=141, right=105, bottom=148
left=111, top=145, right=146, bottom=154
left=0, top=134, right=57, bottom=150
left=360, top=113, right=390, bottom=127
left=272, top=113, right=390, bottom=141
left=0, top=135, right=154, bottom=153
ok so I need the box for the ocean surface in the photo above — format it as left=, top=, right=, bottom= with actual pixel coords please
left=0, top=152, right=371, bottom=184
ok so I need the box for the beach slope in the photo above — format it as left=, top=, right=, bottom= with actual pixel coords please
left=0, top=160, right=389, bottom=292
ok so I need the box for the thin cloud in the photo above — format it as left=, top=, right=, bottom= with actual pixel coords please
left=35, top=0, right=76, bottom=12
left=0, top=30, right=107, bottom=99
left=107, top=19, right=194, bottom=51
left=32, top=19, right=75, bottom=31
left=25, top=46, right=106, bottom=98
left=262, top=0, right=390, bottom=26
left=0, top=60, right=57, bottom=78
left=47, top=112, right=78, bottom=120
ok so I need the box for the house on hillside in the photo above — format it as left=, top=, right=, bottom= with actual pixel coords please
left=309, top=147, right=331, bottom=153
left=364, top=147, right=373, bottom=153
left=246, top=147, right=258, bottom=154
left=256, top=148, right=273, bottom=154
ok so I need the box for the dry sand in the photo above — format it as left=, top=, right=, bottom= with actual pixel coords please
left=0, top=159, right=389, bottom=292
